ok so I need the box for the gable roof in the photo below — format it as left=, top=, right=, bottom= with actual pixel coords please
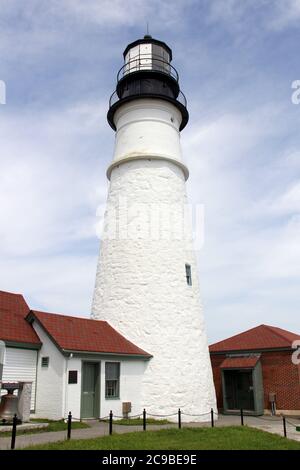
left=220, top=356, right=260, bottom=369
left=28, top=310, right=151, bottom=358
left=209, top=324, right=300, bottom=353
left=0, top=291, right=41, bottom=346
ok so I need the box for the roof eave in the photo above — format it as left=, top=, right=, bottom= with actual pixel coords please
left=3, top=340, right=41, bottom=350
left=210, top=346, right=295, bottom=355
left=26, top=311, right=152, bottom=359
left=62, top=348, right=152, bottom=360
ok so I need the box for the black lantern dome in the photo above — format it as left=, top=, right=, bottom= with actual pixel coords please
left=107, top=36, right=189, bottom=131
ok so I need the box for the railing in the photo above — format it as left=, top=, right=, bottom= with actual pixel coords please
left=7, top=408, right=300, bottom=449
left=117, top=54, right=179, bottom=82
left=109, top=89, right=187, bottom=109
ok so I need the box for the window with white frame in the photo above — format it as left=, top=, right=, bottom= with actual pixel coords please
left=105, top=362, right=120, bottom=398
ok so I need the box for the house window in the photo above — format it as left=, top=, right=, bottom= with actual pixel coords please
left=105, top=362, right=120, bottom=398
left=41, top=356, right=49, bottom=368
left=68, top=370, right=78, bottom=384
left=185, top=264, right=192, bottom=286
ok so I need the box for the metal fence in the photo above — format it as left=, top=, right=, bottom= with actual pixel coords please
left=7, top=408, right=300, bottom=450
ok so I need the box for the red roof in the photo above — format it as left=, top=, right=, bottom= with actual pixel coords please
left=210, top=324, right=300, bottom=353
left=29, top=310, right=151, bottom=357
left=220, top=356, right=260, bottom=369
left=0, top=291, right=41, bottom=345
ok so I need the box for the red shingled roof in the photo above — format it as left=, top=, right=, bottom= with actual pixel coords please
left=210, top=324, right=300, bottom=353
left=0, top=291, right=41, bottom=345
left=29, top=310, right=151, bottom=357
left=220, top=356, right=260, bottom=369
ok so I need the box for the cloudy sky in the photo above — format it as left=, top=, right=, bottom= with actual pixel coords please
left=1, top=0, right=300, bottom=343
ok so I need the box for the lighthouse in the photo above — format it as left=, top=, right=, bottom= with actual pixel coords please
left=92, top=36, right=217, bottom=420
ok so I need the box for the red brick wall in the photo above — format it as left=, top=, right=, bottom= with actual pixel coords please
left=261, top=351, right=300, bottom=410
left=210, top=350, right=300, bottom=411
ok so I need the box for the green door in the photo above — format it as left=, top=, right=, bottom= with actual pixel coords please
left=81, top=362, right=100, bottom=418
left=224, top=370, right=254, bottom=411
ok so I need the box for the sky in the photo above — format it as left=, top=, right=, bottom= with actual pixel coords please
left=0, top=0, right=300, bottom=343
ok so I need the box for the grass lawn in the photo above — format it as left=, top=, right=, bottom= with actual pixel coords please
left=0, top=419, right=89, bottom=438
left=24, top=426, right=300, bottom=450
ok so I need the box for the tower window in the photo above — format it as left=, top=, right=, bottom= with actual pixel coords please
left=185, top=264, right=192, bottom=286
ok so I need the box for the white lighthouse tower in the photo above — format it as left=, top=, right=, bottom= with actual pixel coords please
left=92, top=36, right=217, bottom=420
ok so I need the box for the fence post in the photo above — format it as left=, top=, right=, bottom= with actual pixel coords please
left=178, top=408, right=181, bottom=429
left=143, top=408, right=146, bottom=431
left=211, top=408, right=214, bottom=428
left=283, top=416, right=287, bottom=438
left=240, top=408, right=244, bottom=426
left=109, top=410, right=113, bottom=435
left=10, top=414, right=17, bottom=450
left=67, top=411, right=72, bottom=440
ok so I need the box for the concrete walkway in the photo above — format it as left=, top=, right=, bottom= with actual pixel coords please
left=0, top=415, right=299, bottom=450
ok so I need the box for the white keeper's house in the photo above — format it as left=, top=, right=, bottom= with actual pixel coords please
left=0, top=290, right=151, bottom=420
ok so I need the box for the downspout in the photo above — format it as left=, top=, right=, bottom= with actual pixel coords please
left=0, top=340, right=5, bottom=390
left=64, top=353, right=72, bottom=419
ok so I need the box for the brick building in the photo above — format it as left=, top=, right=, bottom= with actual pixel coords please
left=209, top=324, right=300, bottom=415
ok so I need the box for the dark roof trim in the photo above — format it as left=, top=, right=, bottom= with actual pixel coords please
left=210, top=347, right=295, bottom=355
left=123, top=38, right=172, bottom=61
left=62, top=349, right=152, bottom=360
left=4, top=340, right=41, bottom=350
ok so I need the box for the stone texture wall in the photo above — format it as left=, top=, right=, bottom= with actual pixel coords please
left=18, top=382, right=32, bottom=422
left=92, top=155, right=217, bottom=420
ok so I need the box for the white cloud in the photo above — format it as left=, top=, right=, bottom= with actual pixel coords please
left=267, top=0, right=300, bottom=31
left=0, top=101, right=109, bottom=257
left=182, top=104, right=300, bottom=341
left=1, top=0, right=300, bottom=342
left=206, top=0, right=300, bottom=34
left=0, top=254, right=97, bottom=316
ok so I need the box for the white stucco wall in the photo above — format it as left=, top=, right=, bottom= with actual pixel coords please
left=32, top=322, right=65, bottom=420
left=25, top=320, right=146, bottom=420
left=92, top=98, right=217, bottom=421
left=63, top=356, right=145, bottom=420
left=107, top=100, right=188, bottom=179
left=64, top=356, right=82, bottom=420
left=100, top=358, right=145, bottom=419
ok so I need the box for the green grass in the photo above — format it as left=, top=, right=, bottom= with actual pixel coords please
left=23, top=426, right=300, bottom=450
left=0, top=419, right=89, bottom=438
left=101, top=417, right=170, bottom=426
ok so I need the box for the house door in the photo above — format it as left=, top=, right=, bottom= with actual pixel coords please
left=224, top=370, right=254, bottom=411
left=81, top=362, right=100, bottom=419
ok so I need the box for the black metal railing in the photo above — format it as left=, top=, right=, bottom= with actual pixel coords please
left=7, top=408, right=300, bottom=448
left=117, top=54, right=179, bottom=82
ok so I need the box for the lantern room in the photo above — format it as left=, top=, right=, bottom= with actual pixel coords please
left=107, top=35, right=189, bottom=131
left=123, top=35, right=172, bottom=76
